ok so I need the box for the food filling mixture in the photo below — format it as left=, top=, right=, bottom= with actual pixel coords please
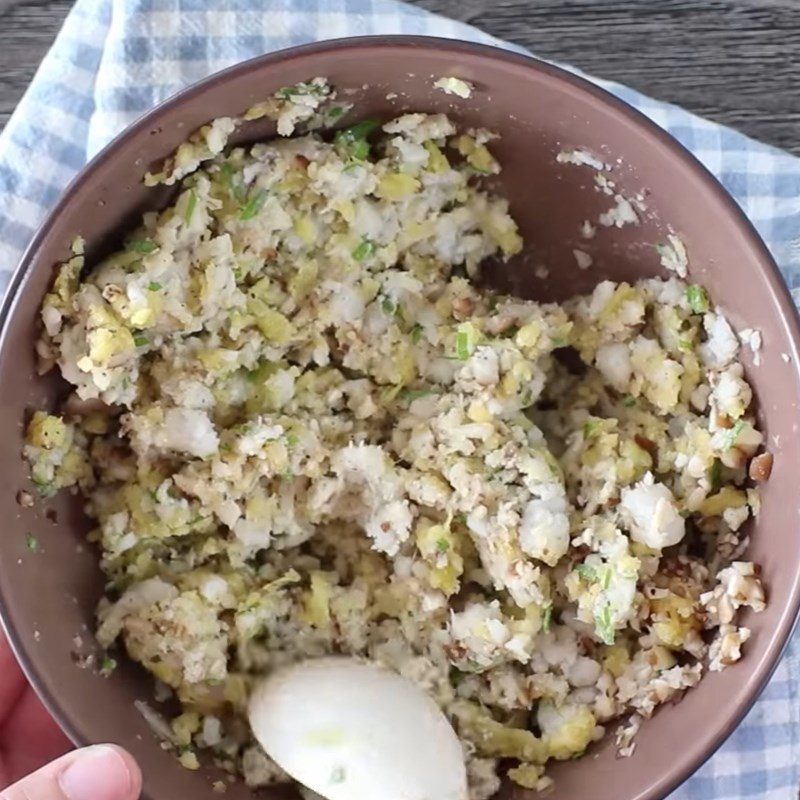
left=25, top=80, right=769, bottom=797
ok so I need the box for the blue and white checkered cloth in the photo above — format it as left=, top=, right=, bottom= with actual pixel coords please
left=1, top=1, right=799, bottom=796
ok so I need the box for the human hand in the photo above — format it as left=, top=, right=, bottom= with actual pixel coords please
left=0, top=629, right=141, bottom=800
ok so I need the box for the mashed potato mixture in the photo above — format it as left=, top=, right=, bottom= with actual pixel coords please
left=25, top=81, right=768, bottom=796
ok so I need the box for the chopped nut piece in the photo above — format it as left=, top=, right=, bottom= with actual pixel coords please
left=748, top=452, right=773, bottom=482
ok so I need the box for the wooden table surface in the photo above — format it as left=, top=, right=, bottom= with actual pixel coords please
left=0, top=0, right=798, bottom=155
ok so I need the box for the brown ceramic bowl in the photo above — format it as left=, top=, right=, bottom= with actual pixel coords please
left=1, top=35, right=799, bottom=800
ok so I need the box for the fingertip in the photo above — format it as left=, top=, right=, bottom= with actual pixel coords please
left=58, top=744, right=140, bottom=800
left=101, top=746, right=142, bottom=799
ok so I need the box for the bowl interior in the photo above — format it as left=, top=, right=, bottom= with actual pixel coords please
left=1, top=37, right=799, bottom=800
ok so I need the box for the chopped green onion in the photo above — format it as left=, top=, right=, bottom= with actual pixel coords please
left=541, top=604, right=552, bottom=633
left=601, top=567, right=612, bottom=590
left=455, top=322, right=479, bottom=360
left=133, top=335, right=149, bottom=347
left=583, top=419, right=602, bottom=439
left=709, top=458, right=722, bottom=491
left=184, top=189, right=198, bottom=224
left=239, top=189, right=268, bottom=221
left=25, top=533, right=38, bottom=552
left=147, top=281, right=162, bottom=292
left=276, top=81, right=327, bottom=100
left=410, top=324, right=424, bottom=344
left=381, top=296, right=397, bottom=315
left=400, top=388, right=436, bottom=401
left=222, top=162, right=246, bottom=203
left=456, top=331, right=469, bottom=360
left=594, top=602, right=615, bottom=645
left=353, top=238, right=375, bottom=262
left=623, top=395, right=636, bottom=408
left=218, top=162, right=235, bottom=186
left=436, top=538, right=450, bottom=553
left=724, top=419, right=746, bottom=450
left=127, top=239, right=158, bottom=254
left=686, top=284, right=710, bottom=314
left=327, top=106, right=345, bottom=120
left=334, top=120, right=380, bottom=161
left=575, top=563, right=597, bottom=582
left=100, top=656, right=117, bottom=676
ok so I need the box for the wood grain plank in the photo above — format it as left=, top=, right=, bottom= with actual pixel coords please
left=0, top=0, right=73, bottom=129
left=0, top=0, right=798, bottom=154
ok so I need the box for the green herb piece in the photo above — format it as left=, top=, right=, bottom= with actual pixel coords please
left=686, top=284, right=710, bottom=314
left=411, top=324, right=425, bottom=344
left=594, top=602, right=615, bottom=645
left=541, top=603, right=553, bottom=633
left=436, top=538, right=450, bottom=553
left=401, top=388, right=435, bottom=401
left=600, top=567, right=612, bottom=590
left=724, top=419, right=746, bottom=451
left=583, top=419, right=602, bottom=439
left=233, top=181, right=248, bottom=205
left=25, top=533, right=38, bottom=552
left=240, top=189, right=268, bottom=221
left=276, top=81, right=327, bottom=100
left=184, top=189, right=198, bottom=224
left=678, top=338, right=693, bottom=353
left=456, top=331, right=470, bottom=360
left=218, top=162, right=235, bottom=187
left=454, top=323, right=479, bottom=360
left=410, top=324, right=424, bottom=344
left=381, top=296, right=397, bottom=315
left=127, top=239, right=158, bottom=254
left=353, top=238, right=375, bottom=262
left=133, top=335, right=149, bottom=347
left=709, top=458, right=722, bottom=491
left=334, top=120, right=380, bottom=161
left=100, top=656, right=117, bottom=676
left=147, top=281, right=162, bottom=292
left=286, top=433, right=299, bottom=447
left=575, top=563, right=597, bottom=582
left=327, top=106, right=345, bottom=120
left=623, top=395, right=636, bottom=408
left=31, top=477, right=53, bottom=496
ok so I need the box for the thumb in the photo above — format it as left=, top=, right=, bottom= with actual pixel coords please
left=1, top=745, right=141, bottom=800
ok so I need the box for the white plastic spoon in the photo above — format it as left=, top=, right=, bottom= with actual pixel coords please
left=248, top=656, right=468, bottom=800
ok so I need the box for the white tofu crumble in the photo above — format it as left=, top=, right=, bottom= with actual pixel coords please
left=556, top=149, right=608, bottom=171
left=26, top=80, right=769, bottom=799
left=433, top=76, right=474, bottom=99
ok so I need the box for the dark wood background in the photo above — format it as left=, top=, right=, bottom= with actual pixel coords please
left=0, top=0, right=798, bottom=154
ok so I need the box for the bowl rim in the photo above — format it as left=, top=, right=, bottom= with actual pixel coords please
left=1, top=33, right=799, bottom=800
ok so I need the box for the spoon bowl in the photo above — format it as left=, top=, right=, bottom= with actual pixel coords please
left=248, top=657, right=468, bottom=800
